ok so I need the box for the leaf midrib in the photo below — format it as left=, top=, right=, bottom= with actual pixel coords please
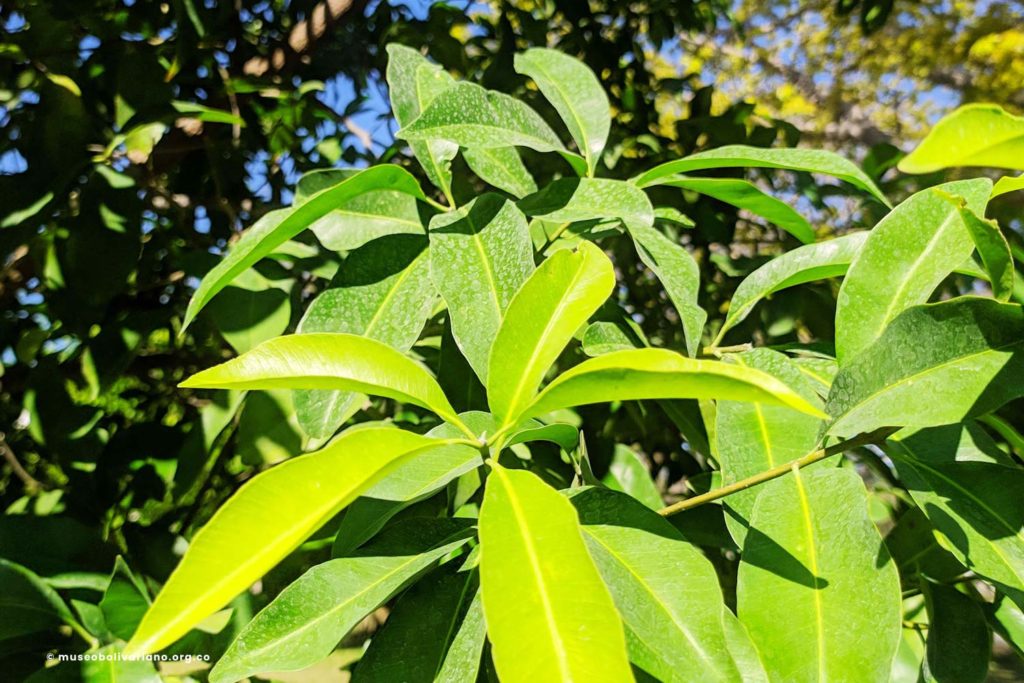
left=527, top=58, right=593, bottom=165
left=792, top=469, right=827, bottom=681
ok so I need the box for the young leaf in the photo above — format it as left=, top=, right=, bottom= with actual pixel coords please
left=179, top=333, right=464, bottom=428
left=478, top=465, right=632, bottom=682
left=462, top=147, right=538, bottom=198
left=957, top=205, right=1014, bottom=301
left=430, top=195, right=535, bottom=382
left=295, top=168, right=425, bottom=252
left=513, top=48, right=611, bottom=174
left=571, top=488, right=741, bottom=682
left=601, top=445, right=663, bottom=510
left=922, top=583, right=990, bottom=683
left=209, top=520, right=473, bottom=683
left=398, top=81, right=566, bottom=153
left=125, top=428, right=475, bottom=656
left=522, top=348, right=828, bottom=423
left=827, top=298, right=1024, bottom=437
left=653, top=176, right=814, bottom=243
left=834, top=178, right=992, bottom=363
left=889, top=428, right=1024, bottom=608
left=354, top=569, right=480, bottom=682
left=898, top=104, right=1024, bottom=174
left=295, top=235, right=435, bottom=438
left=737, top=468, right=902, bottom=682
left=487, top=241, right=615, bottom=425
left=386, top=45, right=459, bottom=200
left=627, top=222, right=706, bottom=356
left=518, top=177, right=654, bottom=228
left=182, top=165, right=425, bottom=330
left=715, top=349, right=823, bottom=546
left=634, top=145, right=889, bottom=206
left=716, top=232, right=868, bottom=345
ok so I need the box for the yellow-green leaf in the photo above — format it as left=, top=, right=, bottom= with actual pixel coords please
left=898, top=104, right=1024, bottom=174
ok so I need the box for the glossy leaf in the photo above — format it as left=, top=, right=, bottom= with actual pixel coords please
left=737, top=467, right=902, bottom=682
left=716, top=349, right=823, bottom=546
left=399, top=81, right=565, bottom=153
left=898, top=104, right=1024, bottom=174
left=0, top=558, right=77, bottom=640
left=655, top=176, right=814, bottom=243
left=478, top=465, right=632, bottom=682
left=209, top=520, right=472, bottom=683
left=463, top=146, right=538, bottom=198
left=295, top=168, right=425, bottom=252
left=889, top=428, right=1024, bottom=607
left=523, top=348, right=828, bottom=422
left=487, top=242, right=615, bottom=424
left=834, top=178, right=992, bottom=363
left=294, top=235, right=435, bottom=438
left=571, top=488, right=740, bottom=682
left=518, top=177, right=654, bottom=228
left=627, top=221, right=705, bottom=356
left=634, top=145, right=889, bottom=206
left=922, top=583, right=990, bottom=683
left=717, top=232, right=868, bottom=344
left=514, top=48, right=610, bottom=174
left=182, top=165, right=425, bottom=329
left=125, top=428, right=472, bottom=656
left=601, top=445, right=663, bottom=511
left=179, top=333, right=463, bottom=428
left=828, top=297, right=1024, bottom=437
left=386, top=45, right=459, bottom=199
left=354, top=569, right=480, bottom=682
left=430, top=195, right=535, bottom=382
left=957, top=204, right=1013, bottom=301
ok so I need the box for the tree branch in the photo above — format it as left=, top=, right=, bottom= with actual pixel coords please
left=658, top=426, right=898, bottom=517
left=0, top=431, right=46, bottom=493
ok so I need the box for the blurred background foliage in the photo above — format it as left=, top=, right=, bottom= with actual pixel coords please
left=1, top=0, right=1022, bottom=679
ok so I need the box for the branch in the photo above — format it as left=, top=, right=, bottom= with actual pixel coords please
left=243, top=0, right=368, bottom=77
left=0, top=431, right=46, bottom=493
left=658, top=426, right=898, bottom=517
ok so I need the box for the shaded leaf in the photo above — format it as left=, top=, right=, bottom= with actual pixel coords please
left=518, top=177, right=653, bottom=228
left=922, top=583, right=990, bottom=683
left=463, top=147, right=537, bottom=198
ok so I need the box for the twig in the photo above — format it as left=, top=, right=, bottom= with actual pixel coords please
left=0, top=431, right=46, bottom=493
left=658, top=427, right=898, bottom=517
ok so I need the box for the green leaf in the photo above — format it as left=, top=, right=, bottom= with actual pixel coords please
left=898, top=104, right=1024, bottom=174
left=990, top=596, right=1024, bottom=657
left=518, top=177, right=654, bottom=228
left=827, top=298, right=1024, bottom=437
left=654, top=176, right=814, bottom=243
left=386, top=45, right=459, bottom=199
left=722, top=611, right=769, bottom=683
left=582, top=320, right=646, bottom=356
left=571, top=488, right=740, bottom=682
left=183, top=165, right=425, bottom=329
left=208, top=267, right=291, bottom=354
left=834, top=178, right=992, bottom=363
left=600, top=445, right=663, bottom=510
left=430, top=195, right=535, bottom=382
left=716, top=349, right=823, bottom=546
left=82, top=644, right=161, bottom=683
left=478, top=465, right=632, bottom=682
left=434, top=590, right=487, bottom=683
left=0, top=559, right=77, bottom=641
left=125, top=428, right=472, bottom=656
left=98, top=557, right=150, bottom=642
left=716, top=232, right=868, bottom=345
left=513, top=48, right=610, bottom=174
left=506, top=422, right=580, bottom=451
left=487, top=242, right=615, bottom=425
left=209, top=520, right=472, bottom=683
left=627, top=222, right=706, bottom=356
left=294, top=235, right=435, bottom=438
left=634, top=145, right=889, bottom=206
left=737, top=468, right=902, bottom=682
left=888, top=427, right=1024, bottom=608
left=992, top=173, right=1024, bottom=198
left=463, top=147, right=538, bottom=198
left=179, top=333, right=464, bottom=429
left=295, top=169, right=425, bottom=252
left=398, top=81, right=565, bottom=153
left=922, top=583, right=990, bottom=683
left=523, top=348, right=828, bottom=423
left=354, top=569, right=480, bottom=682
left=957, top=204, right=1014, bottom=301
